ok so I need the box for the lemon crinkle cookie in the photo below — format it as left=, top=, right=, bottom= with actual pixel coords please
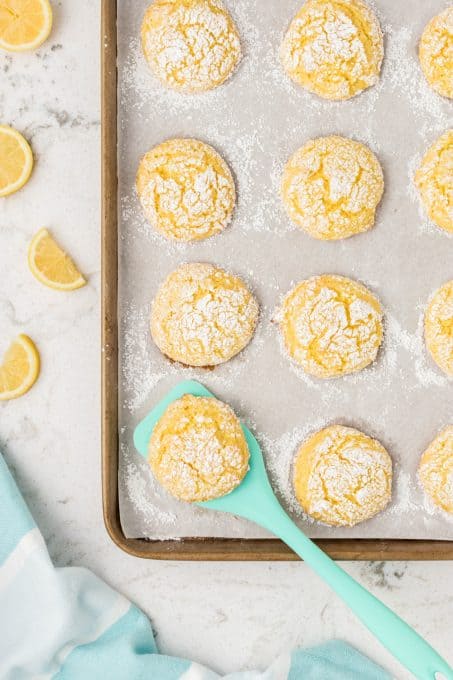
left=293, top=425, right=392, bottom=527
left=148, top=394, right=249, bottom=502
left=424, top=280, right=453, bottom=377
left=136, top=138, right=236, bottom=242
left=280, top=0, right=383, bottom=101
left=141, top=0, right=241, bottom=93
left=279, top=274, right=383, bottom=378
left=419, top=426, right=453, bottom=514
left=415, top=130, right=453, bottom=234
left=419, top=7, right=453, bottom=99
left=281, top=136, right=384, bottom=240
left=151, top=262, right=259, bottom=367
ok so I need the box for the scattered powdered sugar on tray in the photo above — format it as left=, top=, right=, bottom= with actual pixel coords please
left=121, top=442, right=178, bottom=531
left=383, top=25, right=448, bottom=130
left=117, top=0, right=453, bottom=542
left=122, top=304, right=163, bottom=412
left=266, top=422, right=327, bottom=519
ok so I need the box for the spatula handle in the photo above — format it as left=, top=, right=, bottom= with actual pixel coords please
left=260, top=501, right=453, bottom=680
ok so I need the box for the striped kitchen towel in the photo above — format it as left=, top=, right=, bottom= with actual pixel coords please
left=0, top=453, right=390, bottom=679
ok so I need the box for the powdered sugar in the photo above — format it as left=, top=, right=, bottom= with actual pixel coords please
left=281, top=136, right=384, bottom=239
left=278, top=275, right=383, bottom=378
left=117, top=0, right=453, bottom=542
left=148, top=395, right=249, bottom=502
left=295, top=426, right=392, bottom=527
left=279, top=0, right=383, bottom=100
left=419, top=6, right=453, bottom=99
left=136, top=138, right=236, bottom=241
left=141, top=0, right=241, bottom=93
left=424, top=280, right=453, bottom=376
left=150, top=262, right=259, bottom=367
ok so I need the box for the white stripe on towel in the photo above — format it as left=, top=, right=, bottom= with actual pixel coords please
left=180, top=662, right=220, bottom=679
left=34, top=595, right=132, bottom=680
left=0, top=528, right=45, bottom=593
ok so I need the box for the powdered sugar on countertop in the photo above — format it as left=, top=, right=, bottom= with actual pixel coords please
left=117, top=0, right=453, bottom=542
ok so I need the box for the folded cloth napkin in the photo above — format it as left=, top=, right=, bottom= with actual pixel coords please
left=0, top=453, right=390, bottom=680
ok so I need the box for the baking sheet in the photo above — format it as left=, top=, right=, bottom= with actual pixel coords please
left=117, top=0, right=453, bottom=541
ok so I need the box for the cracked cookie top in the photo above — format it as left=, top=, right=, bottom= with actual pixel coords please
left=281, top=135, right=384, bottom=240
left=293, top=425, right=392, bottom=526
left=415, top=130, right=453, bottom=234
left=148, top=394, right=249, bottom=502
left=151, top=262, right=259, bottom=367
left=141, top=0, right=241, bottom=93
left=419, top=426, right=453, bottom=514
left=278, top=274, right=383, bottom=378
left=280, top=0, right=383, bottom=100
left=425, top=280, right=453, bottom=377
left=419, top=7, right=453, bottom=99
left=137, top=138, right=236, bottom=242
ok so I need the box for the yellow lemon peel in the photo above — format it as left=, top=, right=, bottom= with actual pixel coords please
left=0, top=334, right=40, bottom=401
left=28, top=228, right=86, bottom=291
left=0, top=124, right=33, bottom=197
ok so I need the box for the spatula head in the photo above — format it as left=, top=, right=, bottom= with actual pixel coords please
left=133, top=380, right=274, bottom=517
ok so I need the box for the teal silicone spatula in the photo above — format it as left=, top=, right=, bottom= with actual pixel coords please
left=134, top=380, right=453, bottom=680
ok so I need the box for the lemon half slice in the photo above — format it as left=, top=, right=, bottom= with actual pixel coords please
left=0, top=125, right=33, bottom=197
left=28, top=228, right=86, bottom=291
left=0, top=334, right=40, bottom=400
left=0, top=0, right=52, bottom=52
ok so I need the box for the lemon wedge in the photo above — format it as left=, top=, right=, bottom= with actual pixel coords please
left=0, top=334, right=40, bottom=400
left=0, top=0, right=52, bottom=52
left=28, top=228, right=86, bottom=291
left=0, top=124, right=33, bottom=197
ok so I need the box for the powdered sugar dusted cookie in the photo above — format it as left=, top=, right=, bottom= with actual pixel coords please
left=415, top=130, right=453, bottom=234
left=136, top=138, right=236, bottom=242
left=425, top=280, right=453, bottom=377
left=141, top=0, right=241, bottom=93
left=419, top=426, right=453, bottom=514
left=293, top=425, right=392, bottom=526
left=278, top=274, right=383, bottom=378
left=419, top=7, right=453, bottom=99
left=280, top=0, right=383, bottom=100
left=151, top=263, right=259, bottom=366
left=148, top=394, right=249, bottom=502
left=281, top=135, right=384, bottom=240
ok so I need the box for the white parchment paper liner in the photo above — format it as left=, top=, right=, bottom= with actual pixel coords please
left=117, top=0, right=453, bottom=541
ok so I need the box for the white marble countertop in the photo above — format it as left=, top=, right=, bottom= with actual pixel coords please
left=0, top=2, right=451, bottom=679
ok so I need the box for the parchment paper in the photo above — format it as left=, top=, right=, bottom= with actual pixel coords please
left=117, top=0, right=453, bottom=541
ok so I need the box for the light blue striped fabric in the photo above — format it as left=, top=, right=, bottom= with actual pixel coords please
left=0, top=453, right=390, bottom=679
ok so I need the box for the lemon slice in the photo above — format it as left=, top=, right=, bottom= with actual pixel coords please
left=28, top=228, right=86, bottom=291
left=0, top=0, right=52, bottom=52
left=0, top=334, right=40, bottom=400
left=0, top=125, right=33, bottom=197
